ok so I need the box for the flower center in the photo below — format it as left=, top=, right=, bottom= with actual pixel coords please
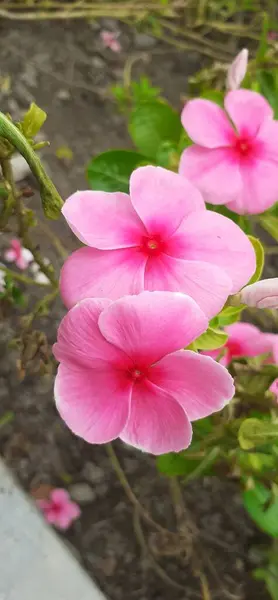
left=140, top=234, right=164, bottom=257
left=234, top=136, right=253, bottom=158
left=128, top=367, right=146, bottom=383
left=227, top=340, right=243, bottom=360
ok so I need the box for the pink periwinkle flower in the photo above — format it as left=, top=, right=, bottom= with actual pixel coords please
left=37, top=488, right=81, bottom=530
left=240, top=278, right=278, bottom=309
left=53, top=292, right=235, bottom=455
left=203, top=322, right=272, bottom=366
left=60, top=166, right=255, bottom=319
left=100, top=30, right=121, bottom=53
left=269, top=378, right=278, bottom=400
left=179, top=90, right=278, bottom=214
left=226, top=48, right=248, bottom=91
left=4, top=239, right=33, bottom=270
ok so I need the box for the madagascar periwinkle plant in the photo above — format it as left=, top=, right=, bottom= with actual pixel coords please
left=2, top=49, right=278, bottom=598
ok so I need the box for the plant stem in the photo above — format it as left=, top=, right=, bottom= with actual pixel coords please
left=0, top=265, right=51, bottom=287
left=106, top=443, right=169, bottom=535
left=1, top=155, right=58, bottom=287
left=0, top=112, right=63, bottom=219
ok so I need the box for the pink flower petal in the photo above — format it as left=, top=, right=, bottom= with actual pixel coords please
left=227, top=48, right=248, bottom=91
left=55, top=513, right=73, bottom=530
left=257, top=119, right=278, bottom=159
left=65, top=502, right=81, bottom=520
left=225, top=322, right=272, bottom=357
left=54, top=364, right=132, bottom=444
left=144, top=254, right=232, bottom=318
left=227, top=158, right=278, bottom=214
left=168, top=210, right=256, bottom=292
left=4, top=249, right=16, bottom=262
left=130, top=166, right=205, bottom=238
left=149, top=350, right=235, bottom=421
left=51, top=489, right=70, bottom=504
left=98, top=291, right=208, bottom=366
left=120, top=380, right=192, bottom=455
left=179, top=146, right=241, bottom=205
left=225, top=89, right=273, bottom=138
left=181, top=99, right=233, bottom=148
left=62, top=190, right=146, bottom=249
left=240, top=278, right=278, bottom=309
left=60, top=246, right=147, bottom=308
left=53, top=298, right=128, bottom=369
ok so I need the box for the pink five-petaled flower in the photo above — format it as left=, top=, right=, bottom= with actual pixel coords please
left=179, top=90, right=278, bottom=214
left=100, top=30, right=121, bottom=53
left=60, top=166, right=255, bottom=319
left=53, top=291, right=235, bottom=455
left=203, top=322, right=272, bottom=366
left=37, top=488, right=81, bottom=530
left=240, top=278, right=278, bottom=309
left=4, top=239, right=33, bottom=270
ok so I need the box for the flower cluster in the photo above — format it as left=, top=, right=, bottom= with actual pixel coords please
left=53, top=49, right=275, bottom=455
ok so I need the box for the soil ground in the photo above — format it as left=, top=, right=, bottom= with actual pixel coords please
left=0, top=18, right=269, bottom=600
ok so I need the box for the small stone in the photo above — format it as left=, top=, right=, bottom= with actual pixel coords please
left=134, top=33, right=157, bottom=49
left=91, top=56, right=105, bottom=69
left=57, top=89, right=71, bottom=101
left=82, top=462, right=105, bottom=484
left=69, top=483, right=96, bottom=504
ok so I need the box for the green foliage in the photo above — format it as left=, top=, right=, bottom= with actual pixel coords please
left=0, top=272, right=26, bottom=307
left=243, top=482, right=278, bottom=537
left=128, top=100, right=182, bottom=159
left=111, top=77, right=161, bottom=113
left=247, top=236, right=265, bottom=285
left=256, top=70, right=278, bottom=119
left=87, top=150, right=149, bottom=193
left=157, top=447, right=220, bottom=479
left=254, top=549, right=278, bottom=600
left=20, top=102, right=47, bottom=139
left=238, top=418, right=278, bottom=450
left=260, top=214, right=278, bottom=242
left=194, top=326, right=228, bottom=351
left=212, top=305, right=243, bottom=328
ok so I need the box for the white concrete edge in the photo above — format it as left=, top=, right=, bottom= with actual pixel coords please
left=0, top=460, right=106, bottom=600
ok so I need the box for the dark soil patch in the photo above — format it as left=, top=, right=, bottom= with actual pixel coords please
left=0, top=18, right=268, bottom=600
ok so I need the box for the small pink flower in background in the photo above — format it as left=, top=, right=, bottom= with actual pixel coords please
left=240, top=278, right=278, bottom=309
left=269, top=378, right=278, bottom=400
left=226, top=48, right=248, bottom=91
left=37, top=488, right=81, bottom=530
left=60, top=166, right=255, bottom=319
left=203, top=322, right=272, bottom=366
left=100, top=30, right=121, bottom=53
left=268, top=32, right=278, bottom=41
left=179, top=90, right=278, bottom=214
left=53, top=291, right=234, bottom=455
left=4, top=239, right=33, bottom=270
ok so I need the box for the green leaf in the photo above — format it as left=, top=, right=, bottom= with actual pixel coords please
left=194, top=326, right=228, bottom=351
left=243, top=482, right=278, bottom=537
left=155, top=140, right=179, bottom=169
left=260, top=214, right=278, bottom=242
left=238, top=418, right=278, bottom=450
left=254, top=566, right=278, bottom=600
left=0, top=411, right=14, bottom=428
left=257, top=70, right=278, bottom=118
left=0, top=186, right=8, bottom=199
left=247, top=236, right=264, bottom=285
left=157, top=447, right=219, bottom=479
left=216, top=305, right=243, bottom=327
left=21, top=102, right=47, bottom=138
left=87, top=150, right=149, bottom=193
left=238, top=450, right=276, bottom=475
left=128, top=100, right=182, bottom=159
left=200, top=90, right=224, bottom=106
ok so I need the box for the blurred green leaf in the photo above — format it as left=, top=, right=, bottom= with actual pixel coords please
left=194, top=326, right=228, bottom=351
left=247, top=236, right=264, bottom=285
left=157, top=447, right=219, bottom=479
left=155, top=140, right=179, bottom=169
left=257, top=70, right=278, bottom=118
left=21, top=102, right=47, bottom=138
left=216, top=305, right=243, bottom=327
left=243, top=482, right=278, bottom=537
left=239, top=418, right=278, bottom=450
left=87, top=150, right=149, bottom=193
left=260, top=214, right=278, bottom=242
left=200, top=90, right=224, bottom=106
left=128, top=100, right=182, bottom=158
left=254, top=566, right=278, bottom=600
left=0, top=411, right=14, bottom=428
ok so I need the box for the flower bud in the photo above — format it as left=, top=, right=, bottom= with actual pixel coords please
left=240, top=278, right=278, bottom=309
left=226, top=48, right=248, bottom=91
